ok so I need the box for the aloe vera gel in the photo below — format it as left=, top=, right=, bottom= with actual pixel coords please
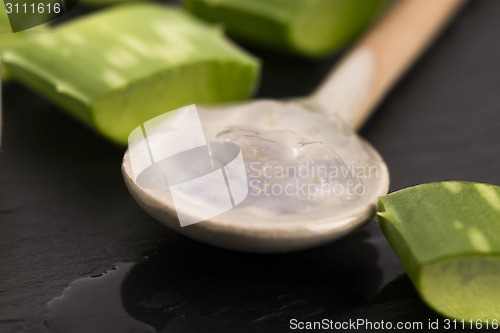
left=4, top=4, right=260, bottom=145
left=378, top=182, right=500, bottom=321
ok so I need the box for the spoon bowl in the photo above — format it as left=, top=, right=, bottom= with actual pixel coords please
left=122, top=99, right=389, bottom=252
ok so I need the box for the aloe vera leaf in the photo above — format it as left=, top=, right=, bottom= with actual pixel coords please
left=3, top=3, right=260, bottom=145
left=183, top=0, right=389, bottom=58
left=0, top=9, right=48, bottom=80
left=377, top=182, right=500, bottom=321
left=79, top=0, right=147, bottom=7
left=0, top=12, right=11, bottom=79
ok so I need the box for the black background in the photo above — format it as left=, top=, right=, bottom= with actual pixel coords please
left=1, top=0, right=500, bottom=332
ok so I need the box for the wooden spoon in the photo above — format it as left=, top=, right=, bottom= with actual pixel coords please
left=122, top=0, right=465, bottom=252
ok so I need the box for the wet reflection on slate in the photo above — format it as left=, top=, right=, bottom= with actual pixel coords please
left=46, top=262, right=155, bottom=333
left=47, top=228, right=381, bottom=333
left=122, top=230, right=381, bottom=332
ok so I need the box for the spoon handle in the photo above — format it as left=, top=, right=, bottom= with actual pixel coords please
left=312, top=0, right=466, bottom=130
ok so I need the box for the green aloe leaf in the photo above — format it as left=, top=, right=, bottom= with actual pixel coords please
left=184, top=0, right=389, bottom=58
left=79, top=0, right=148, bottom=7
left=377, top=182, right=500, bottom=321
left=3, top=3, right=260, bottom=145
left=0, top=9, right=48, bottom=80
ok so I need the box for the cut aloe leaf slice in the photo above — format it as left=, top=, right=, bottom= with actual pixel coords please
left=377, top=182, right=500, bottom=321
left=3, top=3, right=259, bottom=145
left=1, top=9, right=10, bottom=79
left=184, top=0, right=389, bottom=58
left=79, top=0, right=147, bottom=7
left=0, top=9, right=47, bottom=80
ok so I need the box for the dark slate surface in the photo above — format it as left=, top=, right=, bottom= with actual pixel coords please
left=1, top=0, right=500, bottom=332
